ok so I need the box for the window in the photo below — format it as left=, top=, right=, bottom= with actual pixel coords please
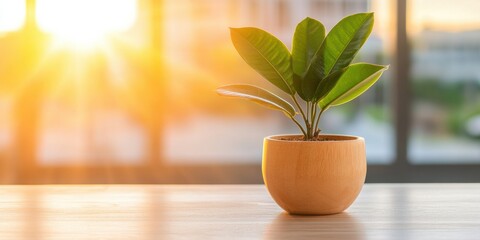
left=409, top=0, right=480, bottom=164
left=1, top=0, right=480, bottom=183
left=0, top=0, right=159, bottom=183
left=162, top=0, right=395, bottom=164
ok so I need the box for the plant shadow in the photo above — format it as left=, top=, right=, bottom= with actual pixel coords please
left=263, top=212, right=365, bottom=240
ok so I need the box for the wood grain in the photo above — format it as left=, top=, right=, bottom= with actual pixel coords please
left=263, top=134, right=366, bottom=214
left=0, top=184, right=479, bottom=239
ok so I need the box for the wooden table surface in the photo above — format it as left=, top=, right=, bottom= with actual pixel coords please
left=1, top=184, right=480, bottom=240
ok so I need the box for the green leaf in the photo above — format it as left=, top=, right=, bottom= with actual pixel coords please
left=302, top=12, right=374, bottom=100
left=292, top=17, right=325, bottom=78
left=216, top=84, right=296, bottom=117
left=292, top=73, right=305, bottom=100
left=321, top=12, right=374, bottom=75
left=314, top=68, right=347, bottom=102
left=319, top=63, right=388, bottom=109
left=230, top=28, right=294, bottom=94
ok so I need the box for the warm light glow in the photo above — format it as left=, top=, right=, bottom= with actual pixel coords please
left=36, top=0, right=137, bottom=48
left=0, top=0, right=25, bottom=32
left=409, top=0, right=480, bottom=34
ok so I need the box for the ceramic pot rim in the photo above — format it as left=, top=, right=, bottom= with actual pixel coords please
left=265, top=134, right=364, bottom=143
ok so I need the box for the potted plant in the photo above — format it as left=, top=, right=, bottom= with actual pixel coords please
left=217, top=13, right=388, bottom=215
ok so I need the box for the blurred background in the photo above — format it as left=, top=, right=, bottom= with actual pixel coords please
left=0, top=0, right=480, bottom=184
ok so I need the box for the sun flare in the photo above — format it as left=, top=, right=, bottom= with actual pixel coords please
left=0, top=0, right=26, bottom=32
left=36, top=0, right=137, bottom=48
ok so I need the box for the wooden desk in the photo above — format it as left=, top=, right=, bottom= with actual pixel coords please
left=0, top=184, right=479, bottom=239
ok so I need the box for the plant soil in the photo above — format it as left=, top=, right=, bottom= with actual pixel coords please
left=279, top=136, right=340, bottom=141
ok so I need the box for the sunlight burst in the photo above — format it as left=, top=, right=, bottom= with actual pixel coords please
left=0, top=0, right=25, bottom=32
left=36, top=0, right=137, bottom=48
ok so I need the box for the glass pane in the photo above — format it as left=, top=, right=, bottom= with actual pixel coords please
left=409, top=0, right=480, bottom=163
left=0, top=96, right=14, bottom=183
left=0, top=96, right=13, bottom=150
left=163, top=0, right=395, bottom=164
left=0, top=0, right=152, bottom=168
left=32, top=39, right=150, bottom=166
left=37, top=100, right=147, bottom=165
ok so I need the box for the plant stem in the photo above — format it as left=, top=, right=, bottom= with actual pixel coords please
left=313, top=107, right=326, bottom=136
left=289, top=116, right=307, bottom=137
left=311, top=104, right=317, bottom=137
left=306, top=102, right=310, bottom=123
left=290, top=95, right=308, bottom=133
left=303, top=102, right=315, bottom=138
left=306, top=102, right=312, bottom=139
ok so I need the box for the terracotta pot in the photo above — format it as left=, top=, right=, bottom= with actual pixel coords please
left=262, top=134, right=366, bottom=215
